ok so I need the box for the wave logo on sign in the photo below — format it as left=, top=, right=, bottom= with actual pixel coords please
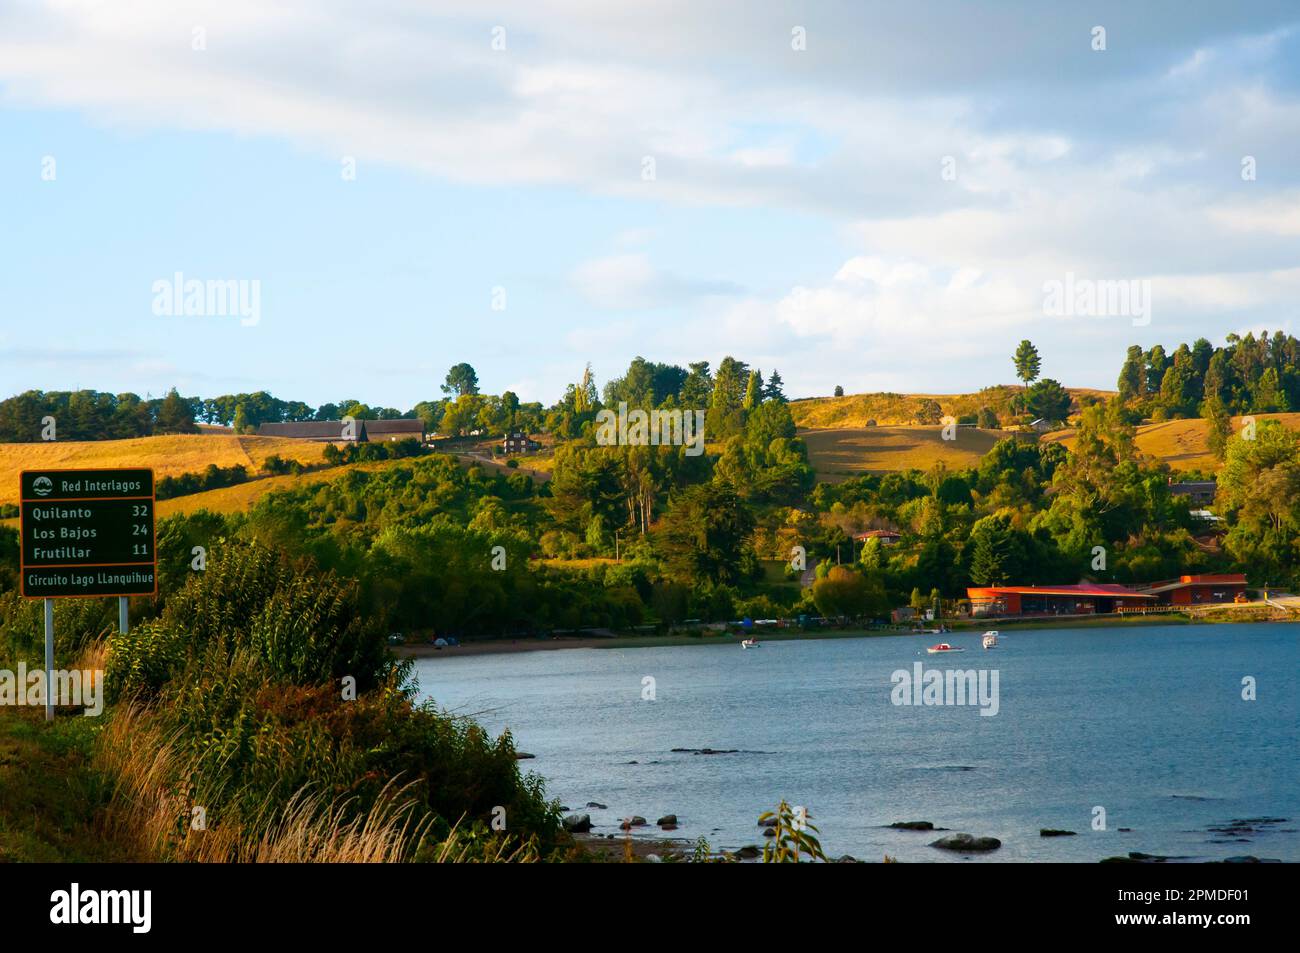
left=32, top=476, right=52, bottom=497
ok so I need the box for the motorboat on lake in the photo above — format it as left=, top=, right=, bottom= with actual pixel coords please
left=741, top=638, right=760, bottom=649
left=982, top=631, right=998, bottom=649
left=926, top=642, right=964, bottom=654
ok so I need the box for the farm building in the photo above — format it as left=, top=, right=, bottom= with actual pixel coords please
left=1167, top=479, right=1217, bottom=507
left=503, top=430, right=541, bottom=454
left=854, top=529, right=901, bottom=545
left=256, top=419, right=425, bottom=442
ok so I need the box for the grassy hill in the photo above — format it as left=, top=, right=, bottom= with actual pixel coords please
left=790, top=386, right=1113, bottom=429
left=1040, top=412, right=1300, bottom=472
left=802, top=425, right=1005, bottom=482
left=0, top=434, right=328, bottom=506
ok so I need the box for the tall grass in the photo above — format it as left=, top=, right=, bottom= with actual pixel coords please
left=93, top=701, right=544, bottom=863
left=93, top=703, right=531, bottom=862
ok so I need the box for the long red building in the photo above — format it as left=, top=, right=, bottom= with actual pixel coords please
left=967, top=574, right=1248, bottom=618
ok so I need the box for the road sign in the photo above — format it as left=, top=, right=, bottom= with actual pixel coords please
left=20, top=468, right=157, bottom=598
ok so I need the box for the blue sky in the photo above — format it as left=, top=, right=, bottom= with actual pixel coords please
left=2, top=1, right=1299, bottom=409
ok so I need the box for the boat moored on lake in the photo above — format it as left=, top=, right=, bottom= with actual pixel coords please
left=926, top=642, right=964, bottom=654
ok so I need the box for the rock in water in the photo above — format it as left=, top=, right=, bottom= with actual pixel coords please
left=930, top=833, right=1001, bottom=852
left=586, top=801, right=607, bottom=809
left=656, top=814, right=678, bottom=827
left=889, top=821, right=934, bottom=831
left=1040, top=829, right=1077, bottom=837
left=562, top=814, right=593, bottom=833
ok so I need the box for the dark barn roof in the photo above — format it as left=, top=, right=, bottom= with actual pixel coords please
left=257, top=419, right=424, bottom=440
left=364, top=419, right=425, bottom=437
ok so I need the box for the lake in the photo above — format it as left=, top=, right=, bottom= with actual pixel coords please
left=412, top=623, right=1298, bottom=861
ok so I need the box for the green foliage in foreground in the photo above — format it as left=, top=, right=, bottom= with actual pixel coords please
left=100, top=542, right=561, bottom=855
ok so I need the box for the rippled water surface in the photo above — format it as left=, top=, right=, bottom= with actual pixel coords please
left=414, top=624, right=1298, bottom=861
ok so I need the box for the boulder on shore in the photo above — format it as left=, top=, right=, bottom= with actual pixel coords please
left=930, top=833, right=1001, bottom=852
left=563, top=814, right=593, bottom=833
left=734, top=845, right=760, bottom=859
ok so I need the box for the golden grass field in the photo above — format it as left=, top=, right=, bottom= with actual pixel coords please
left=1040, top=412, right=1300, bottom=472
left=801, top=425, right=1004, bottom=481
left=0, top=434, right=328, bottom=506
left=790, top=386, right=1114, bottom=429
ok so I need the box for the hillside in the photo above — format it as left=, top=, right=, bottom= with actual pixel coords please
left=802, top=425, right=1004, bottom=482
left=791, top=386, right=1114, bottom=429
left=155, top=457, right=417, bottom=517
left=1040, top=412, right=1300, bottom=472
left=0, top=434, right=328, bottom=505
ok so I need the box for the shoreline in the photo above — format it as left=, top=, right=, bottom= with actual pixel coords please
left=394, top=610, right=1292, bottom=659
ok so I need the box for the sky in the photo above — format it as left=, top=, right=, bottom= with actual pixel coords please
left=2, top=0, right=1299, bottom=410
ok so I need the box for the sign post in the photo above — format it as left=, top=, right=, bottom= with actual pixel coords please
left=19, top=468, right=156, bottom=720
left=43, top=598, right=53, bottom=722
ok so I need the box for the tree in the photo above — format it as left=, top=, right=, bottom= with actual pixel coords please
left=1145, top=345, right=1168, bottom=395
left=681, top=362, right=713, bottom=409
left=157, top=388, right=197, bottom=434
left=977, top=406, right=999, bottom=429
left=833, top=385, right=844, bottom=397
left=1014, top=340, right=1041, bottom=386
left=654, top=482, right=755, bottom=585
left=915, top=399, right=942, bottom=425
left=1116, top=345, right=1145, bottom=402
left=763, top=370, right=787, bottom=403
left=1217, top=420, right=1300, bottom=582
left=442, top=363, right=480, bottom=398
left=1026, top=378, right=1071, bottom=422
left=500, top=390, right=520, bottom=429
left=743, top=370, right=762, bottom=410
left=812, top=566, right=887, bottom=618
left=1203, top=395, right=1232, bottom=462
left=232, top=403, right=249, bottom=434
left=969, top=514, right=1022, bottom=586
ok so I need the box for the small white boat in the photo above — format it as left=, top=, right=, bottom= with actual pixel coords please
left=926, top=642, right=964, bottom=654
left=741, top=638, right=760, bottom=649
left=982, top=631, right=998, bottom=649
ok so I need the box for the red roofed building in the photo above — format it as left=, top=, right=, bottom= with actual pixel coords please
left=1130, top=574, right=1248, bottom=606
left=967, top=583, right=1157, bottom=617
left=968, top=574, right=1249, bottom=617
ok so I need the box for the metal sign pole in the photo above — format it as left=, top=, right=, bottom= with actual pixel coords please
left=44, top=597, right=54, bottom=722
left=119, top=595, right=128, bottom=635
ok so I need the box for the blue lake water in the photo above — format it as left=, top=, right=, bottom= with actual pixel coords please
left=412, top=624, right=1298, bottom=861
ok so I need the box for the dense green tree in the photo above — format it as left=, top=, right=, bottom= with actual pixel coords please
left=1014, top=340, right=1041, bottom=385
left=1025, top=378, right=1071, bottom=422
left=654, top=482, right=756, bottom=585
left=442, top=363, right=480, bottom=398
left=763, top=370, right=787, bottom=403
